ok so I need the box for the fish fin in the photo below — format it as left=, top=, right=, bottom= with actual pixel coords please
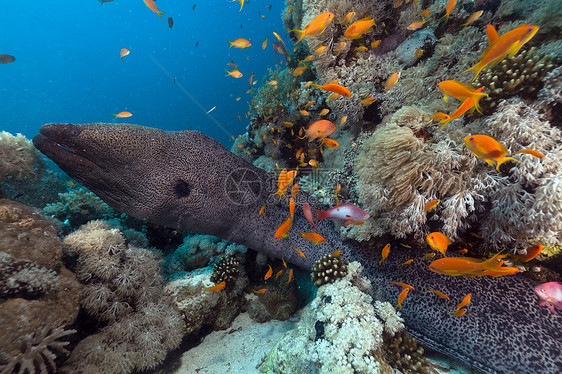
left=462, top=60, right=487, bottom=82
left=486, top=24, right=499, bottom=44
left=157, top=11, right=166, bottom=21
left=495, top=156, right=520, bottom=172
left=342, top=219, right=355, bottom=227
left=312, top=208, right=329, bottom=221
left=291, top=29, right=306, bottom=45
left=443, top=94, right=449, bottom=103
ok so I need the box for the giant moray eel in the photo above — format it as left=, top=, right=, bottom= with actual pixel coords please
left=34, top=123, right=562, bottom=374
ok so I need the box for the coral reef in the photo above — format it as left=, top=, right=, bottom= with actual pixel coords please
left=164, top=266, right=248, bottom=335
left=0, top=200, right=82, bottom=373
left=474, top=45, right=560, bottom=112
left=163, top=234, right=247, bottom=277
left=0, top=326, right=76, bottom=374
left=210, top=255, right=240, bottom=287
left=261, top=262, right=402, bottom=373
left=383, top=330, right=433, bottom=374
left=247, top=285, right=297, bottom=323
left=43, top=188, right=114, bottom=230
left=311, top=252, right=349, bottom=287
left=61, top=220, right=185, bottom=373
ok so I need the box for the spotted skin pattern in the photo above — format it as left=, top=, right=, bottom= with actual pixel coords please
left=34, top=123, right=562, bottom=374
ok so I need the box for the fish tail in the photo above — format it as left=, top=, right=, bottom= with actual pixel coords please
left=312, top=208, right=329, bottom=221
left=462, top=61, right=487, bottom=82
left=112, top=114, right=118, bottom=119
left=439, top=13, right=450, bottom=23
left=292, top=29, right=306, bottom=45
left=482, top=251, right=508, bottom=270
left=471, top=91, right=488, bottom=114
left=157, top=11, right=166, bottom=21
left=495, top=156, right=521, bottom=172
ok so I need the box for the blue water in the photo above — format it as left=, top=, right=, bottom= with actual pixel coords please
left=1, top=0, right=283, bottom=146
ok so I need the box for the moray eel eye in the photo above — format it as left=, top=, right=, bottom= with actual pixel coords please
left=174, top=179, right=191, bottom=198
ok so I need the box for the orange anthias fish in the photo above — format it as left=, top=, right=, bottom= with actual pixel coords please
left=305, top=120, right=336, bottom=141
left=456, top=293, right=472, bottom=310
left=401, top=259, right=414, bottom=266
left=435, top=96, right=476, bottom=129
left=226, top=69, right=243, bottom=78
left=464, top=135, right=520, bottom=172
left=439, top=0, right=457, bottom=23
left=390, top=282, right=415, bottom=290
left=383, top=72, right=401, bottom=92
left=258, top=205, right=266, bottom=215
left=113, top=111, right=132, bottom=119
left=463, top=24, right=539, bottom=81
left=205, top=281, right=226, bottom=291
left=253, top=288, right=267, bottom=294
left=339, top=11, right=356, bottom=25
left=270, top=169, right=296, bottom=201
left=228, top=38, right=252, bottom=49
left=323, top=138, right=339, bottom=149
left=424, top=199, right=440, bottom=214
left=461, top=10, right=483, bottom=27
left=436, top=80, right=489, bottom=113
left=143, top=0, right=166, bottom=20
left=120, top=48, right=130, bottom=60
left=274, top=216, right=293, bottom=241
left=380, top=243, right=391, bottom=265
left=262, top=38, right=269, bottom=50
left=343, top=17, right=376, bottom=40
left=426, top=232, right=452, bottom=256
left=429, top=252, right=519, bottom=277
left=264, top=264, right=273, bottom=280
left=286, top=268, right=294, bottom=284
left=331, top=250, right=342, bottom=257
left=289, top=197, right=295, bottom=219
left=311, top=83, right=351, bottom=97
left=427, top=288, right=450, bottom=300
left=407, top=20, right=428, bottom=30
left=513, top=149, right=545, bottom=159
left=293, top=66, right=308, bottom=76
left=361, top=97, right=377, bottom=106
left=291, top=183, right=299, bottom=198
left=395, top=288, right=410, bottom=309
left=296, top=231, right=326, bottom=245
left=454, top=307, right=468, bottom=317
left=293, top=247, right=306, bottom=257
left=292, top=12, right=335, bottom=45
left=512, top=244, right=544, bottom=262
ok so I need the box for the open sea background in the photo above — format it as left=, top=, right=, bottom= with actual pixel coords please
left=1, top=0, right=283, bottom=146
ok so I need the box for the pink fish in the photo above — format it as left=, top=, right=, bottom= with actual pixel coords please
left=313, top=202, right=369, bottom=226
left=534, top=282, right=562, bottom=314
left=303, top=203, right=319, bottom=233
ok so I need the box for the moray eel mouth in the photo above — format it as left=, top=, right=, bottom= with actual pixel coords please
left=33, top=123, right=99, bottom=172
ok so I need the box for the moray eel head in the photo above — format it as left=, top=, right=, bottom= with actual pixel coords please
left=33, top=122, right=264, bottom=234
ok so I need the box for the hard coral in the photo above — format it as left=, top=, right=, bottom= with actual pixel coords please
left=311, top=252, right=349, bottom=287
left=0, top=200, right=82, bottom=374
left=210, top=255, right=240, bottom=286
left=383, top=330, right=433, bottom=374
left=262, top=262, right=401, bottom=374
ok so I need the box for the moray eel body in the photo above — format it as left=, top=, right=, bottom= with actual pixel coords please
left=34, top=123, right=562, bottom=374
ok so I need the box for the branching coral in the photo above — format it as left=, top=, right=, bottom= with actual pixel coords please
left=311, top=252, right=349, bottom=287
left=474, top=44, right=560, bottom=112
left=0, top=131, right=39, bottom=182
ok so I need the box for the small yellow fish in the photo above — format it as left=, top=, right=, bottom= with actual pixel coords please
left=414, top=49, right=424, bottom=59
left=407, top=20, right=427, bottom=30
left=318, top=108, right=330, bottom=116
left=315, top=46, right=327, bottom=55
left=390, top=282, right=415, bottom=290
left=426, top=232, right=452, bottom=256
left=383, top=72, right=401, bottom=92
left=292, top=12, right=335, bottom=45
left=361, top=97, right=377, bottom=106
left=370, top=40, right=381, bottom=49
left=401, top=259, right=414, bottom=266
left=262, top=37, right=269, bottom=50
left=113, top=111, right=132, bottom=119
left=228, top=38, right=252, bottom=49
left=461, top=10, right=483, bottom=27
left=286, top=268, right=293, bottom=284
left=343, top=17, right=376, bottom=40
left=423, top=253, right=436, bottom=259
left=268, top=80, right=278, bottom=86
left=205, top=281, right=226, bottom=291
left=440, top=0, right=458, bottom=23
left=295, top=231, right=326, bottom=245
left=293, top=66, right=308, bottom=76
left=395, top=288, right=409, bottom=309
left=292, top=247, right=306, bottom=257
left=339, top=11, right=355, bottom=25
left=456, top=293, right=472, bottom=310
left=340, top=116, right=347, bottom=126
left=264, top=264, right=273, bottom=280
left=380, top=243, right=391, bottom=265
left=226, top=69, right=243, bottom=78
left=355, top=45, right=368, bottom=52
left=424, top=199, right=440, bottom=214
left=331, top=250, right=342, bottom=257
left=454, top=307, right=467, bottom=317
left=427, top=288, right=450, bottom=300
left=143, top=0, right=165, bottom=20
